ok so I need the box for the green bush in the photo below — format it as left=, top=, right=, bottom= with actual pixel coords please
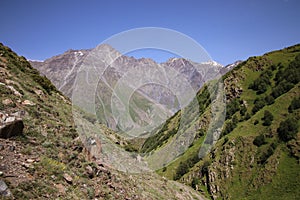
left=249, top=69, right=272, bottom=94
left=191, top=177, right=200, bottom=190
left=0, top=85, right=13, bottom=95
left=258, top=144, right=276, bottom=164
left=244, top=112, right=251, bottom=120
left=252, top=98, right=266, bottom=114
left=253, top=134, right=266, bottom=147
left=226, top=98, right=240, bottom=119
left=31, top=74, right=56, bottom=94
left=174, top=161, right=189, bottom=180
left=271, top=81, right=294, bottom=98
left=201, top=161, right=210, bottom=176
left=221, top=119, right=237, bottom=136
left=239, top=104, right=247, bottom=116
left=277, top=118, right=299, bottom=142
left=262, top=110, right=274, bottom=126
left=272, top=54, right=300, bottom=98
left=288, top=97, right=300, bottom=113
left=265, top=95, right=275, bottom=105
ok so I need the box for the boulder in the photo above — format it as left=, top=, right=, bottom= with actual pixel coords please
left=0, top=119, right=24, bottom=139
left=0, top=179, right=12, bottom=197
left=22, top=100, right=35, bottom=106
left=2, top=99, right=13, bottom=105
left=63, top=173, right=73, bottom=184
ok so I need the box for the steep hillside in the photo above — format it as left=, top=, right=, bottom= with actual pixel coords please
left=145, top=44, right=300, bottom=199
left=0, top=43, right=205, bottom=199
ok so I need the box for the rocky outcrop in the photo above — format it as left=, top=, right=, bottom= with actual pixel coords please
left=0, top=112, right=24, bottom=139
left=224, top=68, right=244, bottom=101
left=0, top=179, right=12, bottom=198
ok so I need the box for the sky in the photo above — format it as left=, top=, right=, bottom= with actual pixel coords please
left=1, top=0, right=300, bottom=65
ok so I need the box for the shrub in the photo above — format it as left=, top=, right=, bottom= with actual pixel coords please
left=253, top=134, right=266, bottom=147
left=201, top=161, right=210, bottom=176
left=270, top=64, right=277, bottom=71
left=258, top=144, right=276, bottom=164
left=223, top=136, right=229, bottom=145
left=244, top=112, right=251, bottom=120
left=191, top=177, right=200, bottom=190
left=174, top=161, right=189, bottom=180
left=277, top=118, right=299, bottom=142
left=240, top=105, right=247, bottom=116
left=252, top=98, right=266, bottom=114
left=271, top=81, right=294, bottom=98
left=262, top=110, right=274, bottom=126
left=249, top=69, right=272, bottom=94
left=222, top=120, right=237, bottom=136
left=226, top=98, right=240, bottom=119
left=288, top=97, right=300, bottom=113
left=265, top=95, right=275, bottom=105
left=272, top=54, right=300, bottom=98
left=31, top=74, right=56, bottom=94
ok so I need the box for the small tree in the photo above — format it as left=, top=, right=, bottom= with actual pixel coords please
left=252, top=98, right=266, bottom=114
left=253, top=134, right=266, bottom=147
left=288, top=97, right=300, bottom=113
left=277, top=118, right=298, bottom=142
left=191, top=177, right=200, bottom=190
left=262, top=110, right=274, bottom=126
left=265, top=95, right=275, bottom=105
left=174, top=161, right=189, bottom=180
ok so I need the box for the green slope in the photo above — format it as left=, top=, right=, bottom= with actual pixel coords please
left=143, top=44, right=300, bottom=199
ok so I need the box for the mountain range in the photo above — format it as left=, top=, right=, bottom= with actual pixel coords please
left=30, top=45, right=226, bottom=135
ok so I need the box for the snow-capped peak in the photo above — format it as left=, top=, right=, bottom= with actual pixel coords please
left=201, top=60, right=223, bottom=67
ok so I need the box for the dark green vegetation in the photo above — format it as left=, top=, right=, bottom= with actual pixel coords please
left=145, top=44, right=300, bottom=199
left=0, top=43, right=204, bottom=200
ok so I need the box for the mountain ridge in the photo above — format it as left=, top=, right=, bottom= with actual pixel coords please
left=30, top=44, right=225, bottom=134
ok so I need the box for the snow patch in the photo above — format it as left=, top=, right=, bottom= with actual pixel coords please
left=75, top=51, right=84, bottom=56
left=201, top=61, right=223, bottom=67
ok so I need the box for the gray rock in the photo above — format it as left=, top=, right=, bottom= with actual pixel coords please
left=0, top=119, right=24, bottom=139
left=0, top=179, right=12, bottom=197
left=63, top=173, right=73, bottom=184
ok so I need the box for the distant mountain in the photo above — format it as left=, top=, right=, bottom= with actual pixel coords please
left=30, top=49, right=91, bottom=97
left=30, top=44, right=225, bottom=134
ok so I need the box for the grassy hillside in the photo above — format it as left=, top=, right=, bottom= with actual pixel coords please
left=144, top=44, right=300, bottom=199
left=0, top=43, right=205, bottom=199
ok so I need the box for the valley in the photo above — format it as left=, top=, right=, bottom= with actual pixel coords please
left=0, top=42, right=299, bottom=199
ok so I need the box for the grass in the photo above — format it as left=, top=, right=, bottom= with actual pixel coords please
left=156, top=136, right=205, bottom=179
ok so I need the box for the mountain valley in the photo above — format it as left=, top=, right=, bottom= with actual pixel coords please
left=0, top=42, right=299, bottom=200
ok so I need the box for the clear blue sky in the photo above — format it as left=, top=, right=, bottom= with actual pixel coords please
left=1, top=0, right=299, bottom=65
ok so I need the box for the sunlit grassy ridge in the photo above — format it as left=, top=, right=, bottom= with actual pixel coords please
left=145, top=44, right=300, bottom=199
